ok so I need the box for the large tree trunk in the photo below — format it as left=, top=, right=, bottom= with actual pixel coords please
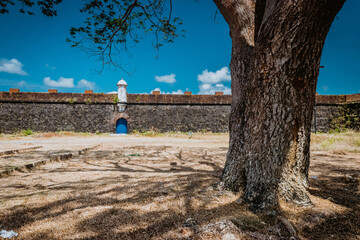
left=214, top=0, right=255, bottom=193
left=214, top=0, right=346, bottom=211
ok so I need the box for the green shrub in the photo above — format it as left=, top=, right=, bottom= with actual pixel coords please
left=21, top=129, right=33, bottom=136
left=113, top=95, right=119, bottom=104
left=68, top=98, right=76, bottom=105
left=141, top=131, right=155, bottom=136
left=330, top=104, right=359, bottom=132
left=138, top=130, right=164, bottom=136
left=86, top=98, right=92, bottom=105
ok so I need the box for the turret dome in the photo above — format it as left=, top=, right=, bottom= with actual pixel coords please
left=117, top=79, right=127, bottom=86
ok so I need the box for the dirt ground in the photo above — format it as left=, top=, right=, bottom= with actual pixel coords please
left=0, top=132, right=359, bottom=239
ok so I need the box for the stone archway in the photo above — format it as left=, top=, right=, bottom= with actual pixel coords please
left=112, top=113, right=130, bottom=133
left=112, top=112, right=130, bottom=124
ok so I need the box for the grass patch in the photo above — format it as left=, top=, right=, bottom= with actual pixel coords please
left=21, top=129, right=34, bottom=136
left=348, top=149, right=360, bottom=153
left=131, top=129, right=165, bottom=136
left=201, top=129, right=208, bottom=133
left=0, top=131, right=111, bottom=138
left=311, top=131, right=360, bottom=152
left=320, top=137, right=336, bottom=149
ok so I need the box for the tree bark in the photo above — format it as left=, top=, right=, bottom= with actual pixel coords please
left=215, top=0, right=346, bottom=211
left=213, top=0, right=255, bottom=192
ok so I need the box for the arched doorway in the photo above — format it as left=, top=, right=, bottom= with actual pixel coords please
left=116, top=118, right=127, bottom=134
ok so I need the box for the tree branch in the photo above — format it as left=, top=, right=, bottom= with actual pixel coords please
left=212, top=0, right=255, bottom=47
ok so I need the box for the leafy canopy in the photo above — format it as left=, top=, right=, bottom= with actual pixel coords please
left=0, top=0, right=62, bottom=16
left=0, top=0, right=184, bottom=71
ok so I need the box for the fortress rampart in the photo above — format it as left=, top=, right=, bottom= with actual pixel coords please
left=0, top=91, right=359, bottom=133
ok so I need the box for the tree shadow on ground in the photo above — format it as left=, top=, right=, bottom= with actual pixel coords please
left=296, top=155, right=360, bottom=240
left=0, top=148, right=358, bottom=239
left=0, top=148, right=240, bottom=239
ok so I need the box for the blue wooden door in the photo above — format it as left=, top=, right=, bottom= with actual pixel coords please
left=116, top=118, right=127, bottom=134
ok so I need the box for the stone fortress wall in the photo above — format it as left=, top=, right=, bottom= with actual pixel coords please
left=0, top=89, right=359, bottom=134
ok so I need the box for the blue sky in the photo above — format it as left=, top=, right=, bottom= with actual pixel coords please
left=0, top=0, right=359, bottom=95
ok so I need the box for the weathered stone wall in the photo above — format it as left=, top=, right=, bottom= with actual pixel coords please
left=0, top=103, right=116, bottom=133
left=347, top=103, right=360, bottom=131
left=126, top=104, right=231, bottom=132
left=312, top=105, right=343, bottom=132
left=311, top=103, right=360, bottom=132
left=0, top=102, right=231, bottom=133
left=0, top=92, right=359, bottom=133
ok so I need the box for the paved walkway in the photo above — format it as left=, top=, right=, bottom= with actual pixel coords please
left=0, top=135, right=228, bottom=151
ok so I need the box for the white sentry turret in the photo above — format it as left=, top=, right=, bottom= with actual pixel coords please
left=117, top=79, right=127, bottom=112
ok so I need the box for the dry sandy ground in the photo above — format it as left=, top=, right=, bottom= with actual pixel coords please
left=0, top=133, right=359, bottom=239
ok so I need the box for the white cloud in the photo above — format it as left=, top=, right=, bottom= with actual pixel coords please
left=43, top=77, right=95, bottom=89
left=45, top=64, right=56, bottom=70
left=321, top=86, right=329, bottom=92
left=18, top=80, right=26, bottom=87
left=199, top=83, right=231, bottom=95
left=197, top=67, right=231, bottom=95
left=197, top=67, right=230, bottom=84
left=0, top=58, right=28, bottom=75
left=151, top=87, right=162, bottom=93
left=155, top=74, right=176, bottom=84
left=150, top=88, right=184, bottom=94
left=106, top=91, right=117, bottom=94
left=171, top=89, right=184, bottom=94
left=0, top=79, right=27, bottom=87
left=43, top=77, right=75, bottom=88
left=77, top=79, right=95, bottom=89
left=0, top=79, right=43, bottom=90
left=199, top=83, right=212, bottom=91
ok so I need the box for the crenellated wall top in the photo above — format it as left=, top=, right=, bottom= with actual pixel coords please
left=0, top=91, right=359, bottom=105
